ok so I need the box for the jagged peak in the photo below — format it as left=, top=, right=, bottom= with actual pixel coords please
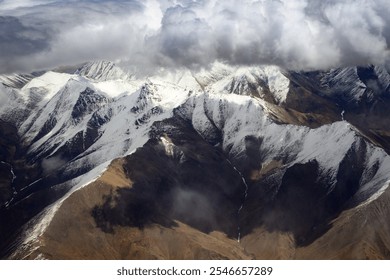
left=75, top=61, right=132, bottom=82
left=200, top=63, right=290, bottom=103
left=294, top=65, right=390, bottom=103
left=0, top=73, right=34, bottom=89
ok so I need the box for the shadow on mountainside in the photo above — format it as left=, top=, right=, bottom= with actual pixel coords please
left=91, top=115, right=367, bottom=248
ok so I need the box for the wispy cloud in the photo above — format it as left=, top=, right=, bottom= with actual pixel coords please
left=0, top=0, right=389, bottom=74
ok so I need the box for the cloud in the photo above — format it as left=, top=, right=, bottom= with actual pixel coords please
left=0, top=0, right=147, bottom=73
left=171, top=187, right=217, bottom=231
left=0, top=16, right=51, bottom=56
left=0, top=0, right=389, bottom=74
left=41, top=156, right=67, bottom=175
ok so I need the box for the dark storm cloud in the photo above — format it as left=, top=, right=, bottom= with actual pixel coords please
left=0, top=16, right=50, bottom=56
left=0, top=0, right=389, bottom=74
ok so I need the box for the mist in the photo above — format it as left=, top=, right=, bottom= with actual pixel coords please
left=41, top=156, right=67, bottom=175
left=0, top=0, right=389, bottom=74
left=171, top=187, right=217, bottom=231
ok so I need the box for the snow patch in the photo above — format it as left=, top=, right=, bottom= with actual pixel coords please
left=160, top=136, right=175, bottom=156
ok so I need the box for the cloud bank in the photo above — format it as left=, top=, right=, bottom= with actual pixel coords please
left=0, top=0, right=389, bottom=74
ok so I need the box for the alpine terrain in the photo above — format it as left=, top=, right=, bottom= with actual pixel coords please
left=1, top=61, right=390, bottom=260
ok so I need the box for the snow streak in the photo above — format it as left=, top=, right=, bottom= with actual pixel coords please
left=226, top=159, right=249, bottom=243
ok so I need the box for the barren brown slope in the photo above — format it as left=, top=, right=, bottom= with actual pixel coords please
left=18, top=158, right=251, bottom=260
left=241, top=184, right=390, bottom=260
left=15, top=155, right=390, bottom=260
left=18, top=153, right=390, bottom=260
left=294, top=185, right=390, bottom=260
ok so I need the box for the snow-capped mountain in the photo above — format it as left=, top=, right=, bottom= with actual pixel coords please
left=75, top=61, right=133, bottom=82
left=1, top=61, right=390, bottom=259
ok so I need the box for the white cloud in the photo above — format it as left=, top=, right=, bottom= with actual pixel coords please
left=0, top=0, right=389, bottom=74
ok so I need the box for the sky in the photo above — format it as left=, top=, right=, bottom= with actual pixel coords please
left=0, top=0, right=389, bottom=74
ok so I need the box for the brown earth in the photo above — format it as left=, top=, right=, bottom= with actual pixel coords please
left=20, top=159, right=251, bottom=260
left=17, top=156, right=390, bottom=260
left=241, top=184, right=390, bottom=260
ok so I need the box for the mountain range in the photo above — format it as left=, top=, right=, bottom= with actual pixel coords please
left=1, top=61, right=390, bottom=259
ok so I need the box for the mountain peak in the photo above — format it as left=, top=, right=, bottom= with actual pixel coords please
left=75, top=61, right=132, bottom=82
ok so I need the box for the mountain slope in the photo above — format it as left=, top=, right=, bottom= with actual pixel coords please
left=0, top=74, right=35, bottom=89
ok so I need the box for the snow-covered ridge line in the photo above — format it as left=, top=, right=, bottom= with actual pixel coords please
left=76, top=61, right=133, bottom=82
left=186, top=92, right=390, bottom=203
left=0, top=73, right=34, bottom=89
left=12, top=161, right=111, bottom=259
left=204, top=65, right=290, bottom=103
